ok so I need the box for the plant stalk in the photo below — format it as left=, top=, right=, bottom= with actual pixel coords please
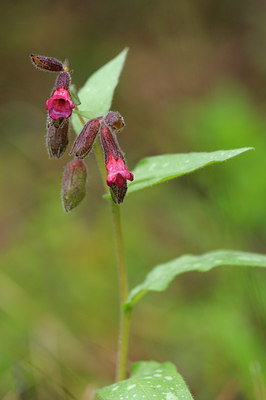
left=76, top=111, right=131, bottom=381
left=111, top=202, right=131, bottom=381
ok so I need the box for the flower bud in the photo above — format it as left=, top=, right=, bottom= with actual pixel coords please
left=71, top=118, right=101, bottom=159
left=30, top=54, right=64, bottom=72
left=100, top=123, right=122, bottom=163
left=103, top=111, right=125, bottom=133
left=55, top=71, right=71, bottom=90
left=61, top=159, right=87, bottom=212
left=46, top=118, right=69, bottom=158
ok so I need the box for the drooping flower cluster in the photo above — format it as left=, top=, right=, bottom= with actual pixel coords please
left=71, top=111, right=134, bottom=204
left=30, top=54, right=134, bottom=210
left=30, top=54, right=75, bottom=159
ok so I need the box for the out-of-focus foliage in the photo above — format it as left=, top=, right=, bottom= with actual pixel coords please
left=0, top=1, right=265, bottom=400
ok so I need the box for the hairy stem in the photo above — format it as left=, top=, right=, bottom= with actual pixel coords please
left=111, top=202, right=131, bottom=381
left=116, top=307, right=132, bottom=382
left=76, top=111, right=131, bottom=381
left=111, top=203, right=128, bottom=302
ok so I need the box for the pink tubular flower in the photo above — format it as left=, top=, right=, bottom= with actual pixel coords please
left=106, top=153, right=133, bottom=188
left=46, top=87, right=75, bottom=120
left=100, top=122, right=134, bottom=203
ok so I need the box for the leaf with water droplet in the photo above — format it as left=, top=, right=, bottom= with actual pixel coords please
left=125, top=147, right=253, bottom=195
left=96, top=361, right=193, bottom=400
left=123, top=250, right=266, bottom=311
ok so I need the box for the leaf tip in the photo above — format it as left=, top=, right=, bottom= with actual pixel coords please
left=122, top=46, right=130, bottom=55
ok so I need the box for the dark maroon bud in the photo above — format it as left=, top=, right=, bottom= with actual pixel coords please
left=103, top=111, right=125, bottom=133
left=46, top=118, right=69, bottom=158
left=30, top=54, right=64, bottom=72
left=100, top=123, right=123, bottom=163
left=110, top=182, right=128, bottom=204
left=71, top=118, right=101, bottom=159
left=55, top=71, right=71, bottom=90
left=61, top=159, right=87, bottom=212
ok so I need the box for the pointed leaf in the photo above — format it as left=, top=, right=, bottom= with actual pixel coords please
left=125, top=147, right=253, bottom=194
left=71, top=48, right=128, bottom=133
left=96, top=361, right=193, bottom=400
left=124, top=250, right=266, bottom=311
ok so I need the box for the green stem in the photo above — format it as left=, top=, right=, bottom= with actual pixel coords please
left=116, top=307, right=132, bottom=382
left=111, top=203, right=128, bottom=302
left=77, top=111, right=131, bottom=381
left=111, top=202, right=131, bottom=381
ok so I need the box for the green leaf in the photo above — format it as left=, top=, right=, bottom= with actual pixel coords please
left=125, top=147, right=253, bottom=195
left=71, top=48, right=129, bottom=134
left=96, top=361, right=193, bottom=400
left=124, top=250, right=266, bottom=311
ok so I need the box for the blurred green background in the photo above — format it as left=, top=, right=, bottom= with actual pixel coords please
left=0, top=0, right=265, bottom=399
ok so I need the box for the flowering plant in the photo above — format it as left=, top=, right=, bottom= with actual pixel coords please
left=31, top=53, right=134, bottom=207
left=30, top=50, right=266, bottom=399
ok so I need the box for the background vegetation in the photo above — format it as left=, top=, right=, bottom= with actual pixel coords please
left=0, top=1, right=265, bottom=399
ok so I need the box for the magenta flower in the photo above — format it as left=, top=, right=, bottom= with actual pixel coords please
left=106, top=153, right=133, bottom=188
left=100, top=123, right=133, bottom=203
left=46, top=88, right=75, bottom=120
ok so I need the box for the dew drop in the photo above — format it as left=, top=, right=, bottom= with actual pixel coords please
left=127, top=384, right=136, bottom=391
